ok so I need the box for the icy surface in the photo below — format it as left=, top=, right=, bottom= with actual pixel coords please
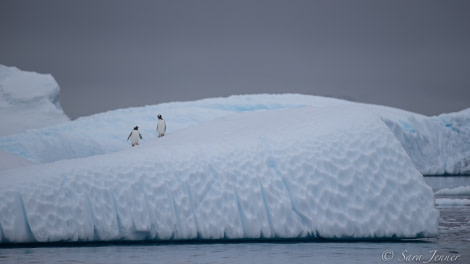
left=435, top=186, right=470, bottom=196
left=380, top=107, right=470, bottom=175
left=0, top=65, right=69, bottom=137
left=434, top=185, right=470, bottom=208
left=0, top=67, right=466, bottom=243
left=0, top=150, right=35, bottom=171
left=0, top=93, right=468, bottom=174
left=0, top=94, right=344, bottom=163
left=435, top=198, right=470, bottom=207
left=0, top=106, right=438, bottom=243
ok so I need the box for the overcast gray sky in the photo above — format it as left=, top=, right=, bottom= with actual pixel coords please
left=1, top=0, right=469, bottom=119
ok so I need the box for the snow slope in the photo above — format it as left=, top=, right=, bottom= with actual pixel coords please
left=0, top=65, right=69, bottom=137
left=0, top=94, right=469, bottom=174
left=0, top=94, right=343, bottom=164
left=0, top=105, right=438, bottom=243
left=0, top=150, right=34, bottom=171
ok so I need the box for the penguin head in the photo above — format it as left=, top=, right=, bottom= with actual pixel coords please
left=134, top=126, right=139, bottom=130
left=158, top=114, right=162, bottom=119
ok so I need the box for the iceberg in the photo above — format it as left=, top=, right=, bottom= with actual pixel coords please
left=0, top=94, right=468, bottom=175
left=379, top=107, right=470, bottom=175
left=0, top=65, right=69, bottom=137
left=2, top=66, right=470, bottom=243
left=435, top=198, right=470, bottom=207
left=0, top=105, right=438, bottom=243
left=435, top=186, right=470, bottom=196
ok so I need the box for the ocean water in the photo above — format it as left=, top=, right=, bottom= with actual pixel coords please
left=0, top=176, right=468, bottom=264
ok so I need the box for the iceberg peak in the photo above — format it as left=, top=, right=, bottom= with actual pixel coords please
left=0, top=64, right=69, bottom=137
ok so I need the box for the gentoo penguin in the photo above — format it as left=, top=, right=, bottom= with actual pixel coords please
left=127, top=126, right=142, bottom=147
left=156, top=114, right=166, bottom=138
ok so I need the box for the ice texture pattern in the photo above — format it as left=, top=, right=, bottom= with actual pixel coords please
left=0, top=94, right=468, bottom=175
left=0, top=106, right=438, bottom=243
left=380, top=107, right=470, bottom=175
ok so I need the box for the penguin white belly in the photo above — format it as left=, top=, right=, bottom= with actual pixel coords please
left=130, top=131, right=140, bottom=145
left=157, top=120, right=166, bottom=135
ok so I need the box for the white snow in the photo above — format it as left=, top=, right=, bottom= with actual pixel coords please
left=0, top=105, right=438, bottom=243
left=0, top=65, right=69, bottom=137
left=0, top=94, right=468, bottom=175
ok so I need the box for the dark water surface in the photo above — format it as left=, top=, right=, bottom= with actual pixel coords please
left=0, top=176, right=469, bottom=264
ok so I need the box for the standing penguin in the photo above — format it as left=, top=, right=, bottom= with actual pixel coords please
left=127, top=126, right=142, bottom=147
left=156, top=114, right=166, bottom=138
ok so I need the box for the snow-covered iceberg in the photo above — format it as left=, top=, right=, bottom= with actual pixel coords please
left=1, top=65, right=469, bottom=243
left=0, top=105, right=438, bottom=243
left=1, top=94, right=469, bottom=174
left=0, top=94, right=342, bottom=164
left=0, top=65, right=69, bottom=137
left=380, top=107, right=470, bottom=175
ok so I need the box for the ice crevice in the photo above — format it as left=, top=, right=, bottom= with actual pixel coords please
left=170, top=193, right=182, bottom=240
left=259, top=181, right=274, bottom=238
left=18, top=193, right=36, bottom=243
left=113, top=197, right=125, bottom=239
left=261, top=136, right=310, bottom=231
left=184, top=182, right=201, bottom=239
left=234, top=189, right=247, bottom=238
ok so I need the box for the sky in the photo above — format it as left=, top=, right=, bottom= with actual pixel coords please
left=1, top=0, right=469, bottom=119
